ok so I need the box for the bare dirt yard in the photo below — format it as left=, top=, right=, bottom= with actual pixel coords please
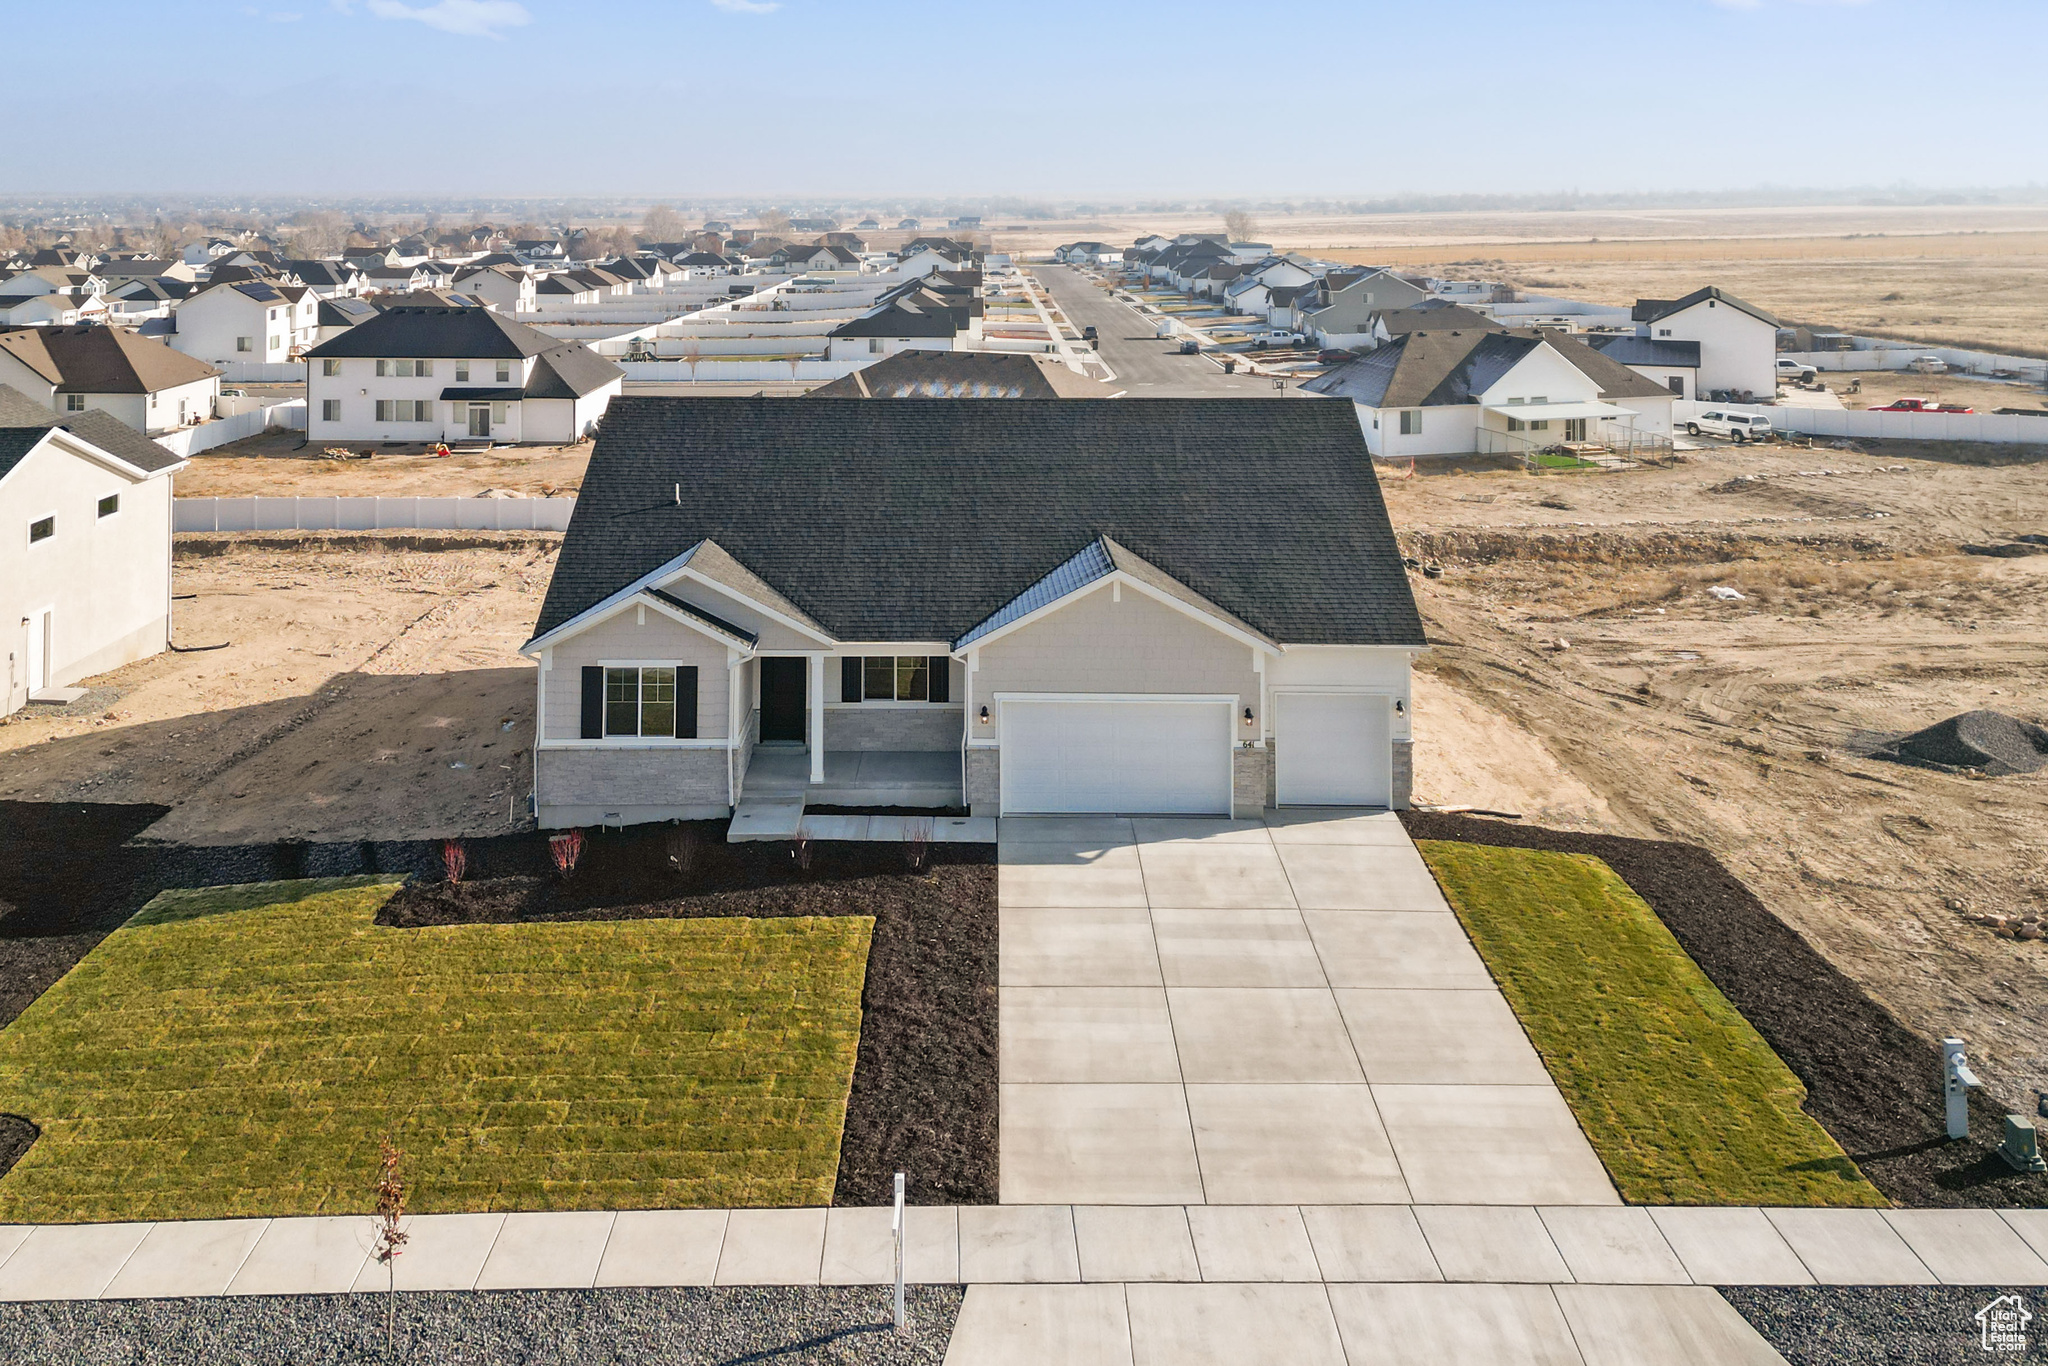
left=0, top=533, right=556, bottom=845
left=175, top=429, right=593, bottom=498
left=1387, top=436, right=2048, bottom=1113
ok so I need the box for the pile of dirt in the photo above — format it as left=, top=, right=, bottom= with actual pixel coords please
left=379, top=828, right=1000, bottom=1209
left=1400, top=812, right=2046, bottom=1209
left=1879, top=710, right=2048, bottom=776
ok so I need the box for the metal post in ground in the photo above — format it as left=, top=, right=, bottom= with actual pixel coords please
left=1943, top=1037, right=1982, bottom=1140
left=892, top=1171, right=907, bottom=1332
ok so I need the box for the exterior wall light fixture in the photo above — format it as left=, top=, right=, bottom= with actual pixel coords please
left=1242, top=707, right=1255, bottom=727
left=978, top=706, right=990, bottom=725
left=1394, top=700, right=1405, bottom=715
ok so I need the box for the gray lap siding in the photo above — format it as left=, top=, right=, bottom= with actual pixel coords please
left=972, top=584, right=1261, bottom=714
left=541, top=607, right=732, bottom=742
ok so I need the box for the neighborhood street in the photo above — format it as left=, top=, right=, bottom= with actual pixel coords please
left=1030, top=263, right=1297, bottom=397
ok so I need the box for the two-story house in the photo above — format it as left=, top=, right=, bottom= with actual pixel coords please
left=171, top=279, right=319, bottom=366
left=302, top=304, right=623, bottom=445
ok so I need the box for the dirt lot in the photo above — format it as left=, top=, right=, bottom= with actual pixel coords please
left=1387, top=437, right=2048, bottom=1113
left=1818, top=369, right=2048, bottom=413
left=0, top=533, right=556, bottom=845
left=175, top=429, right=593, bottom=498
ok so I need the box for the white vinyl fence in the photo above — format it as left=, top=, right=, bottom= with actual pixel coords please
left=175, top=495, right=575, bottom=533
left=155, top=401, right=306, bottom=458
left=1780, top=339, right=2048, bottom=383
left=1676, top=399, right=2048, bottom=444
left=214, top=361, right=305, bottom=383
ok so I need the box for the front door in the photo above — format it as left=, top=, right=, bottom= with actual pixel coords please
left=468, top=405, right=491, bottom=438
left=25, top=609, right=50, bottom=695
left=759, top=657, right=807, bottom=743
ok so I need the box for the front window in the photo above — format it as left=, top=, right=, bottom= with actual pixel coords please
left=235, top=336, right=252, bottom=352
left=605, top=666, right=677, bottom=736
left=321, top=399, right=341, bottom=422
left=64, top=394, right=85, bottom=412
left=322, top=358, right=342, bottom=376
left=455, top=362, right=470, bottom=382
left=1398, top=410, right=1421, bottom=435
left=851, top=655, right=943, bottom=702
left=495, top=361, right=511, bottom=383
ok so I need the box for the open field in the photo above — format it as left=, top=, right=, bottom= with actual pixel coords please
left=0, top=877, right=870, bottom=1220
left=1387, top=436, right=2048, bottom=1118
left=1419, top=841, right=1881, bottom=1207
left=999, top=205, right=2048, bottom=359
left=0, top=533, right=554, bottom=844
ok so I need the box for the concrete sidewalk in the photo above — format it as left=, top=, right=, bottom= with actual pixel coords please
left=4, top=1204, right=2041, bottom=1302
left=997, top=811, right=1616, bottom=1208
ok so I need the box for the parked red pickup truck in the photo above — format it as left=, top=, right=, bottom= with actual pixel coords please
left=1869, top=398, right=1975, bottom=413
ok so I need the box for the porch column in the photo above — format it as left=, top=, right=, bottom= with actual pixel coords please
left=808, top=653, right=826, bottom=784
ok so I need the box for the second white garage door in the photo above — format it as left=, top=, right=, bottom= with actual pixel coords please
left=1001, top=698, right=1233, bottom=815
left=1276, top=691, right=1392, bottom=806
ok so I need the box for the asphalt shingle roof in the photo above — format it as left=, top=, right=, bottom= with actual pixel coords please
left=532, top=397, right=1424, bottom=648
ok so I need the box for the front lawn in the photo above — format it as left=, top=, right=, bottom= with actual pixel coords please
left=1415, top=841, right=1885, bottom=1207
left=0, top=877, right=871, bottom=1221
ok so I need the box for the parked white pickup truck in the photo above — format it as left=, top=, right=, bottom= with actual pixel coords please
left=1248, top=330, right=1303, bottom=347
left=1775, top=358, right=1818, bottom=382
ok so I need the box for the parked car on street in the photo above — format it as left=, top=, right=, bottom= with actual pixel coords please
left=1178, top=339, right=1200, bottom=354
left=1081, top=325, right=1098, bottom=342
left=1775, top=358, right=1818, bottom=382
left=1685, top=410, right=1776, bottom=442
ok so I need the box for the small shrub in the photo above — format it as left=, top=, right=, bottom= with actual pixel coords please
left=666, top=825, right=699, bottom=876
left=372, top=1138, right=409, bottom=1345
left=790, top=831, right=813, bottom=872
left=904, top=819, right=934, bottom=874
left=548, top=829, right=585, bottom=879
left=440, top=838, right=466, bottom=885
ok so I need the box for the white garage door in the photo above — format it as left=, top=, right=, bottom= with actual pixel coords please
left=1276, top=692, right=1391, bottom=807
left=1002, top=698, right=1233, bottom=815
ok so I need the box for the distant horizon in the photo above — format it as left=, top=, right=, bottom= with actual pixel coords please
left=4, top=0, right=2044, bottom=200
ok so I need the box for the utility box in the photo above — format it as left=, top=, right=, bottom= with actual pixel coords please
left=2000, top=1115, right=2047, bottom=1173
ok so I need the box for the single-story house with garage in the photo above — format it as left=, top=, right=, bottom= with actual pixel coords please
left=1301, top=326, right=1675, bottom=459
left=521, top=398, right=1425, bottom=827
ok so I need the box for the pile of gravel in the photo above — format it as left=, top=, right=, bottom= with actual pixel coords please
left=0, top=1284, right=962, bottom=1366
left=1723, top=1285, right=2044, bottom=1365
left=1880, top=710, right=2048, bottom=776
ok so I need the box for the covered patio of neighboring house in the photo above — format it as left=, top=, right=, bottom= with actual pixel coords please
left=1473, top=398, right=1672, bottom=468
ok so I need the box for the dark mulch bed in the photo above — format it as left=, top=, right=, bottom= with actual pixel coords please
left=1401, top=812, right=2046, bottom=1209
left=0, top=805, right=999, bottom=1208
left=0, top=1113, right=36, bottom=1179
left=374, top=824, right=1002, bottom=1208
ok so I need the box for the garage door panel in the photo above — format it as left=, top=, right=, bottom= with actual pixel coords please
left=1278, top=692, right=1390, bottom=807
left=1003, top=699, right=1231, bottom=815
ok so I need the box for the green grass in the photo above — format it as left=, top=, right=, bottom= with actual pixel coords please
left=1531, top=452, right=1601, bottom=470
left=0, top=878, right=871, bottom=1221
left=1415, top=842, right=1885, bottom=1207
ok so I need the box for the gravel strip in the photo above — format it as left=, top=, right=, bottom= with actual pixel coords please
left=0, top=1285, right=962, bottom=1366
left=1721, top=1285, right=2046, bottom=1365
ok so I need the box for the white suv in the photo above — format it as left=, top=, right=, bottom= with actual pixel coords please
left=1686, top=411, right=1775, bottom=442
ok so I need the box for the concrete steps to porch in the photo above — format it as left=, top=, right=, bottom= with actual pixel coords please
left=729, top=748, right=969, bottom=842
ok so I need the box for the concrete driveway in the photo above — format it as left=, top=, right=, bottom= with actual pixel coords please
left=997, top=811, right=1619, bottom=1208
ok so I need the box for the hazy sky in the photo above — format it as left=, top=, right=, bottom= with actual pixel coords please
left=10, top=0, right=2045, bottom=200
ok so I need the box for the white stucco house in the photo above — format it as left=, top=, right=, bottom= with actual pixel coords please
left=1630, top=287, right=1781, bottom=400
left=302, top=303, right=623, bottom=445
left=519, top=398, right=1425, bottom=827
left=1303, top=325, right=1675, bottom=459
left=0, top=385, right=186, bottom=716
left=0, top=326, right=220, bottom=435
left=172, top=279, right=319, bottom=365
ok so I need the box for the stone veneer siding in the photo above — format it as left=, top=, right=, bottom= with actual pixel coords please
left=1391, top=739, right=1413, bottom=811
left=1232, top=746, right=1270, bottom=819
left=965, top=747, right=999, bottom=817
left=824, top=707, right=962, bottom=752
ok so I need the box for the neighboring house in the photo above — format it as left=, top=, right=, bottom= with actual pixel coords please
left=1053, top=242, right=1123, bottom=266
left=520, top=398, right=1424, bottom=826
left=451, top=264, right=537, bottom=313
left=95, top=258, right=198, bottom=287
left=776, top=243, right=861, bottom=272
left=1367, top=300, right=1497, bottom=346
left=534, top=273, right=603, bottom=307
left=1302, top=326, right=1675, bottom=458
left=806, top=350, right=1111, bottom=398
left=1299, top=269, right=1430, bottom=346
left=1630, top=286, right=1780, bottom=399
left=363, top=264, right=434, bottom=294
left=281, top=260, right=365, bottom=298
left=103, top=277, right=191, bottom=323
left=0, top=384, right=186, bottom=717
left=824, top=296, right=964, bottom=359
left=171, top=279, right=318, bottom=365
left=314, top=295, right=381, bottom=343
left=0, top=294, right=86, bottom=326
left=1586, top=334, right=1701, bottom=400
left=302, top=304, right=623, bottom=444
left=0, top=326, right=220, bottom=434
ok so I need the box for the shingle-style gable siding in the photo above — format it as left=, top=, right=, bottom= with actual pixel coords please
left=534, top=398, right=1424, bottom=649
